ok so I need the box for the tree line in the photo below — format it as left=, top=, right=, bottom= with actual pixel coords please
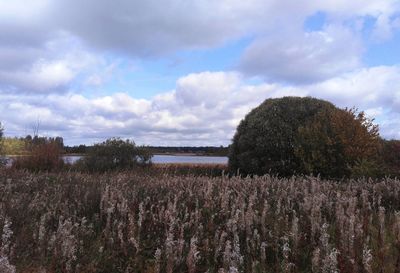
left=0, top=136, right=229, bottom=157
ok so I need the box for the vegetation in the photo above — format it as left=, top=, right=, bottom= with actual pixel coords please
left=154, top=163, right=227, bottom=177
left=0, top=122, right=5, bottom=166
left=2, top=137, right=26, bottom=155
left=147, top=146, right=229, bottom=156
left=2, top=136, right=64, bottom=156
left=76, top=138, right=152, bottom=172
left=229, top=97, right=381, bottom=178
left=11, top=138, right=65, bottom=172
left=0, top=122, right=3, bottom=143
left=64, top=144, right=88, bottom=154
left=1, top=170, right=400, bottom=272
left=64, top=145, right=229, bottom=156
left=380, top=139, right=400, bottom=177
left=295, top=107, right=380, bottom=178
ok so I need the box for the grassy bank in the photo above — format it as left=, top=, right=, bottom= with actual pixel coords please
left=1, top=169, right=400, bottom=272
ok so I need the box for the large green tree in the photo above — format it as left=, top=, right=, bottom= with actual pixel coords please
left=229, top=97, right=380, bottom=178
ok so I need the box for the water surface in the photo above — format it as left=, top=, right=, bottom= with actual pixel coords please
left=63, top=154, right=228, bottom=164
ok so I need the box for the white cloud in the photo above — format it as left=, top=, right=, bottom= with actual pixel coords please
left=0, top=56, right=83, bottom=93
left=0, top=34, right=106, bottom=93
left=371, top=14, right=399, bottom=42
left=175, top=72, right=242, bottom=108
left=92, top=93, right=152, bottom=117
left=2, top=0, right=398, bottom=58
left=0, top=0, right=398, bottom=94
left=372, top=14, right=400, bottom=42
left=22, top=60, right=74, bottom=90
left=0, top=0, right=49, bottom=20
left=240, top=25, right=363, bottom=83
left=0, top=71, right=272, bottom=145
left=1, top=68, right=400, bottom=145
left=313, top=0, right=399, bottom=17
left=308, top=66, right=400, bottom=111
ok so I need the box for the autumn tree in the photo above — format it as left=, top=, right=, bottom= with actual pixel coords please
left=295, top=107, right=380, bottom=177
left=229, top=97, right=381, bottom=178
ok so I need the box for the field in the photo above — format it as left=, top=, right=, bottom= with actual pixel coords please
left=1, top=169, right=400, bottom=273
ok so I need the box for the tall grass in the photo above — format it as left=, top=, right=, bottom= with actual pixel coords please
left=1, top=169, right=400, bottom=272
left=11, top=142, right=64, bottom=172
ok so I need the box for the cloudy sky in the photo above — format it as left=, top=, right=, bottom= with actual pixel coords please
left=0, top=0, right=399, bottom=146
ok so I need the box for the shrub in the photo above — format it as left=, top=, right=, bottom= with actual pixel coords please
left=229, top=96, right=380, bottom=178
left=380, top=139, right=400, bottom=177
left=12, top=141, right=64, bottom=171
left=0, top=122, right=5, bottom=166
left=77, top=137, right=152, bottom=172
left=2, top=137, right=26, bottom=155
left=349, top=158, right=384, bottom=178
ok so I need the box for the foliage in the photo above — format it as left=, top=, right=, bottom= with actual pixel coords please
left=153, top=163, right=228, bottom=177
left=380, top=139, right=400, bottom=177
left=76, top=137, right=152, bottom=172
left=64, top=144, right=89, bottom=154
left=0, top=123, right=5, bottom=166
left=229, top=97, right=337, bottom=176
left=64, top=145, right=230, bottom=156
left=11, top=140, right=65, bottom=172
left=229, top=97, right=381, bottom=178
left=349, top=158, right=384, bottom=178
left=27, top=135, right=64, bottom=150
left=2, top=138, right=27, bottom=155
left=1, top=135, right=64, bottom=156
left=147, top=146, right=229, bottom=156
left=295, top=107, right=381, bottom=178
left=2, top=171, right=400, bottom=272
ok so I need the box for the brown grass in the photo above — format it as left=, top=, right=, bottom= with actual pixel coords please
left=0, top=169, right=400, bottom=272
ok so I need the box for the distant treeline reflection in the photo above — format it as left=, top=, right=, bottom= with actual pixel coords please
left=64, top=144, right=229, bottom=156
left=2, top=135, right=229, bottom=156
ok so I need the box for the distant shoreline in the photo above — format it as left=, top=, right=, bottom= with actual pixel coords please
left=151, top=153, right=227, bottom=157
left=5, top=153, right=228, bottom=157
left=64, top=153, right=227, bottom=157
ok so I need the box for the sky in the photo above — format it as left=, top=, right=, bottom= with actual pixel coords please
left=0, top=0, right=399, bottom=146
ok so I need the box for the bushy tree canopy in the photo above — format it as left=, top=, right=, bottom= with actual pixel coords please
left=229, top=97, right=380, bottom=178
left=78, top=137, right=152, bottom=172
left=296, top=107, right=381, bottom=177
left=380, top=140, right=400, bottom=177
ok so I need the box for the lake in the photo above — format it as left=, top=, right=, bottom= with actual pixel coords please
left=63, top=154, right=228, bottom=164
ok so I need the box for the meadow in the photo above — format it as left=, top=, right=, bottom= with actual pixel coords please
left=1, top=168, right=400, bottom=273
